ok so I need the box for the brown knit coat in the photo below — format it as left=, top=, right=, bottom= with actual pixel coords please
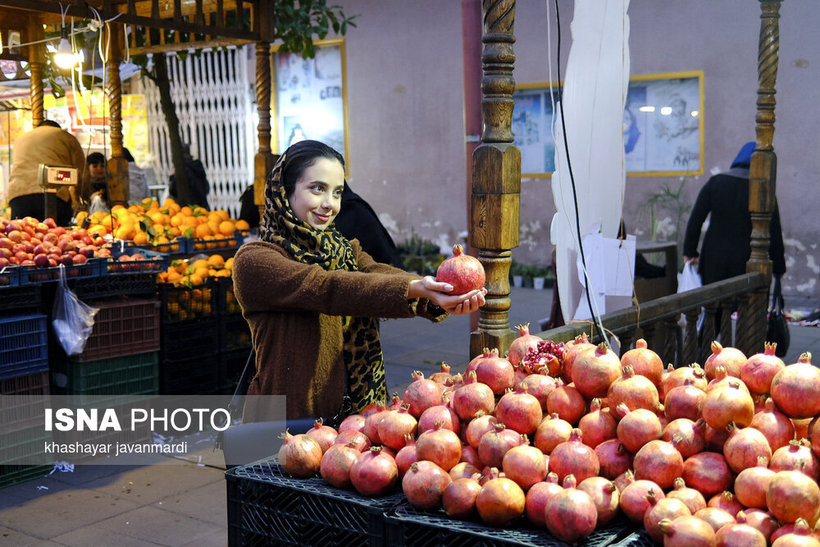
left=232, top=239, right=445, bottom=422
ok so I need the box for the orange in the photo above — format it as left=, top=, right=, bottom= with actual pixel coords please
left=133, top=232, right=149, bottom=245
left=235, top=219, right=251, bottom=231
left=195, top=223, right=212, bottom=238
left=207, top=254, right=225, bottom=268
left=218, top=220, right=236, bottom=236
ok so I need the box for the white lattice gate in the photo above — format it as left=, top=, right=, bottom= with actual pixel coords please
left=137, top=46, right=254, bottom=219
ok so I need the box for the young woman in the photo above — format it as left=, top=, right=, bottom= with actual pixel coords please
left=232, top=140, right=485, bottom=423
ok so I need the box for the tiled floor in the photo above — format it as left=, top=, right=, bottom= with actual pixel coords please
left=1, top=286, right=817, bottom=546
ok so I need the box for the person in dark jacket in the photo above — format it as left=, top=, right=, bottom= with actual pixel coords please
left=333, top=182, right=404, bottom=269
left=683, top=141, right=786, bottom=284
left=169, top=144, right=210, bottom=209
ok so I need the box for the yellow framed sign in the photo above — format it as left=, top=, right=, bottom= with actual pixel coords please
left=513, top=70, right=705, bottom=177
left=271, top=38, right=350, bottom=165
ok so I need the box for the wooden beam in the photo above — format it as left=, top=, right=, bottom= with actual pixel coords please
left=469, top=0, right=520, bottom=359
left=128, top=37, right=253, bottom=55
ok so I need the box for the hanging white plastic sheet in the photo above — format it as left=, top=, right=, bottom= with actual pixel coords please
left=572, top=231, right=636, bottom=320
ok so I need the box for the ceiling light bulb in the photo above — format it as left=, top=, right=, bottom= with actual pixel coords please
left=53, top=29, right=76, bottom=69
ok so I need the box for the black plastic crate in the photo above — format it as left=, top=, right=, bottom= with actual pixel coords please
left=219, top=348, right=250, bottom=394
left=0, top=371, right=50, bottom=434
left=105, top=247, right=170, bottom=275
left=384, top=502, right=638, bottom=547
left=158, top=282, right=217, bottom=323
left=0, top=314, right=48, bottom=380
left=219, top=314, right=252, bottom=352
left=215, top=276, right=242, bottom=316
left=0, top=282, right=42, bottom=313
left=63, top=298, right=160, bottom=362
left=183, top=232, right=243, bottom=254
left=226, top=459, right=405, bottom=546
left=159, top=353, right=219, bottom=395
left=18, top=260, right=101, bottom=285
left=160, top=317, right=219, bottom=362
left=72, top=273, right=157, bottom=299
left=0, top=265, right=21, bottom=287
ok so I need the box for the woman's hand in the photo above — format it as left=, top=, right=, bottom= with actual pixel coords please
left=408, top=276, right=487, bottom=315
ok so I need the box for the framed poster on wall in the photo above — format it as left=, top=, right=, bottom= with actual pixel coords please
left=272, top=38, right=349, bottom=165
left=512, top=70, right=704, bottom=177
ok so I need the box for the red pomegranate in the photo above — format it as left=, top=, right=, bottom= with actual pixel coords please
left=715, top=518, right=767, bottom=547
left=766, top=470, right=820, bottom=524
left=708, top=490, right=744, bottom=518
left=703, top=340, right=746, bottom=379
left=701, top=379, right=755, bottom=429
left=577, top=398, right=617, bottom=448
left=448, top=461, right=480, bottom=481
left=494, top=383, right=543, bottom=435
left=501, top=437, right=547, bottom=492
left=643, top=493, right=692, bottom=543
left=524, top=472, right=562, bottom=528
left=475, top=471, right=526, bottom=527
left=452, top=370, right=495, bottom=420
left=477, top=422, right=522, bottom=468
left=743, top=509, right=781, bottom=543
left=305, top=418, right=339, bottom=452
left=546, top=379, right=587, bottom=425
left=377, top=404, right=418, bottom=450
left=662, top=418, right=707, bottom=459
left=608, top=365, right=660, bottom=412
left=694, top=507, right=737, bottom=532
left=657, top=515, right=716, bottom=547
left=402, top=460, right=452, bottom=510
left=418, top=399, right=460, bottom=435
left=660, top=363, right=708, bottom=401
left=428, top=362, right=453, bottom=384
left=618, top=470, right=665, bottom=522
left=771, top=353, right=820, bottom=419
left=571, top=343, right=622, bottom=399
left=769, top=439, right=820, bottom=480
left=349, top=446, right=399, bottom=497
left=544, top=474, right=599, bottom=544
left=435, top=244, right=485, bottom=293
left=633, top=439, right=684, bottom=490
left=548, top=428, right=600, bottom=483
left=682, top=451, right=733, bottom=498
left=615, top=403, right=663, bottom=454
left=278, top=430, right=323, bottom=478
left=415, top=422, right=462, bottom=472
left=464, top=411, right=498, bottom=448
left=723, top=422, right=772, bottom=474
left=521, top=370, right=557, bottom=411
left=337, top=414, right=366, bottom=433
left=319, top=443, right=359, bottom=488
left=578, top=476, right=621, bottom=526
left=750, top=397, right=796, bottom=452
left=332, top=429, right=371, bottom=452
left=471, top=348, right=515, bottom=395
left=666, top=477, right=707, bottom=514
left=394, top=434, right=418, bottom=478
left=770, top=518, right=820, bottom=546
left=620, top=338, right=664, bottom=386
left=403, top=371, right=444, bottom=418
left=594, top=439, right=633, bottom=480
left=442, top=474, right=482, bottom=519
left=664, top=379, right=706, bottom=422
left=734, top=457, right=776, bottom=510
left=742, top=342, right=786, bottom=395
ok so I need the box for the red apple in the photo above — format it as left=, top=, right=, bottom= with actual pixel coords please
left=7, top=230, right=24, bottom=243
left=0, top=257, right=9, bottom=268
left=35, top=222, right=49, bottom=234
left=78, top=246, right=95, bottom=258
left=21, top=243, right=35, bottom=254
left=20, top=259, right=35, bottom=266
left=0, top=238, right=13, bottom=250
left=58, top=240, right=76, bottom=253
left=53, top=226, right=66, bottom=236
left=14, top=251, right=30, bottom=262
left=0, top=248, right=11, bottom=259
left=6, top=220, right=22, bottom=232
left=72, top=254, right=87, bottom=265
left=32, top=244, right=47, bottom=256
left=33, top=254, right=50, bottom=268
left=48, top=258, right=58, bottom=267
left=59, top=255, right=73, bottom=266
left=22, top=216, right=39, bottom=226
left=43, top=218, right=58, bottom=229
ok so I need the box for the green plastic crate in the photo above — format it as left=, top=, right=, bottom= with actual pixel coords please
left=51, top=351, right=159, bottom=399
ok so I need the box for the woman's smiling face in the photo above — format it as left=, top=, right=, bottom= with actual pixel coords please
left=288, top=157, right=345, bottom=230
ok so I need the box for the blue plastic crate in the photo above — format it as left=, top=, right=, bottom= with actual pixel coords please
left=182, top=232, right=244, bottom=254
left=0, top=314, right=48, bottom=380
left=106, top=246, right=170, bottom=275
left=0, top=265, right=21, bottom=287
left=18, top=260, right=101, bottom=285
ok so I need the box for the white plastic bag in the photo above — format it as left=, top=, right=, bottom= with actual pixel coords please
left=677, top=262, right=704, bottom=329
left=52, top=265, right=99, bottom=356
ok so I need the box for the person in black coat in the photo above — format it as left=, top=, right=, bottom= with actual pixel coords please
left=169, top=144, right=210, bottom=210
left=683, top=141, right=786, bottom=284
left=333, top=182, right=404, bottom=269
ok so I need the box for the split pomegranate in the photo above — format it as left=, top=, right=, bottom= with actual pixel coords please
left=544, top=474, right=598, bottom=544
left=319, top=443, right=359, bottom=488
left=703, top=340, right=746, bottom=379
left=494, top=383, right=542, bottom=435
left=741, top=342, right=786, bottom=394
left=442, top=474, right=482, bottom=519
left=278, top=430, right=323, bottom=478
left=415, top=421, right=462, bottom=472
left=435, top=243, right=485, bottom=294
left=771, top=353, right=820, bottom=419
left=402, top=460, right=452, bottom=510
left=548, top=428, right=600, bottom=483
left=620, top=338, right=664, bottom=386
left=571, top=343, right=622, bottom=399
left=349, top=446, right=399, bottom=497
left=475, top=471, right=526, bottom=527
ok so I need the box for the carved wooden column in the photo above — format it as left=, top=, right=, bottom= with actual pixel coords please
left=106, top=23, right=129, bottom=205
left=27, top=18, right=45, bottom=127
left=738, top=0, right=781, bottom=356
left=254, top=42, right=275, bottom=221
left=469, top=0, right=520, bottom=359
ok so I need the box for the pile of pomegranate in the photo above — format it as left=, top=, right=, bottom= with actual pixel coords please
left=277, top=332, right=820, bottom=546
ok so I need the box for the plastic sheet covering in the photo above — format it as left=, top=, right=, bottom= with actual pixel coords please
left=550, top=0, right=631, bottom=322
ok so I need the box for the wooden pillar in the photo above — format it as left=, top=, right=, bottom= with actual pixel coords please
left=469, top=0, right=520, bottom=359
left=254, top=41, right=275, bottom=221
left=738, top=0, right=781, bottom=356
left=106, top=23, right=129, bottom=206
left=27, top=18, right=45, bottom=127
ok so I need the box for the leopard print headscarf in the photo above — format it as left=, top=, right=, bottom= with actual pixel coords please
left=259, top=151, right=386, bottom=415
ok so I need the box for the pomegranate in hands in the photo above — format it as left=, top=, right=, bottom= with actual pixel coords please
left=436, top=244, right=485, bottom=294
